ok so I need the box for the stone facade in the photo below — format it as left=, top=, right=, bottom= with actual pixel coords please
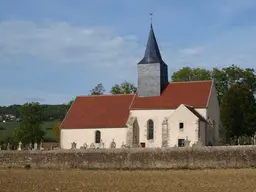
left=137, top=63, right=168, bottom=97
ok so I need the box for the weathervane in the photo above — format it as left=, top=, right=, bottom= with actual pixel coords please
left=150, top=13, right=153, bottom=24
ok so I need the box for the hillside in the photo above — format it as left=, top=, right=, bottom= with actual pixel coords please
left=0, top=121, right=57, bottom=142
left=0, top=104, right=69, bottom=121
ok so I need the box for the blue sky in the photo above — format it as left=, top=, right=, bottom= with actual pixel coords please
left=1, top=0, right=256, bottom=106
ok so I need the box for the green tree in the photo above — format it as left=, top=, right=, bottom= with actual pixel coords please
left=52, top=120, right=61, bottom=142
left=211, top=67, right=229, bottom=104
left=14, top=102, right=45, bottom=145
left=171, top=65, right=256, bottom=104
left=90, top=83, right=105, bottom=95
left=171, top=67, right=212, bottom=82
left=66, top=99, right=74, bottom=111
left=110, top=81, right=137, bottom=94
left=212, top=65, right=256, bottom=104
left=223, top=65, right=256, bottom=92
left=220, top=82, right=256, bottom=141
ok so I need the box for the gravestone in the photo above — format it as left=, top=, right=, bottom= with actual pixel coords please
left=39, top=140, right=44, bottom=150
left=71, top=142, right=77, bottom=149
left=29, top=142, right=32, bottom=150
left=89, top=143, right=95, bottom=149
left=132, top=143, right=139, bottom=148
left=80, top=143, right=87, bottom=149
left=121, top=142, right=126, bottom=148
left=192, top=140, right=203, bottom=148
left=83, top=142, right=88, bottom=149
left=101, top=139, right=105, bottom=148
left=33, top=142, right=38, bottom=150
left=6, top=143, right=10, bottom=151
left=17, top=141, right=22, bottom=151
left=237, top=138, right=240, bottom=145
left=110, top=139, right=116, bottom=148
left=184, top=137, right=191, bottom=147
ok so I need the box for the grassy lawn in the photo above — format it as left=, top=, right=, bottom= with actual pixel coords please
left=0, top=168, right=255, bottom=192
left=0, top=121, right=56, bottom=142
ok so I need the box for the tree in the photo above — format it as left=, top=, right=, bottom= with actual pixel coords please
left=171, top=65, right=256, bottom=104
left=90, top=83, right=105, bottom=95
left=110, top=81, right=137, bottom=94
left=171, top=67, right=212, bottom=82
left=66, top=99, right=74, bottom=111
left=52, top=120, right=61, bottom=142
left=211, top=67, right=229, bottom=104
left=213, top=65, right=256, bottom=104
left=14, top=102, right=45, bottom=145
left=220, top=82, right=256, bottom=141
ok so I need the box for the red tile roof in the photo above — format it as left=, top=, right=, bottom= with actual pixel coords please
left=60, top=94, right=134, bottom=129
left=130, top=80, right=212, bottom=109
left=60, top=80, right=212, bottom=129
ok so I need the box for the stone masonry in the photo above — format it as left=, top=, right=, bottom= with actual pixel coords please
left=0, top=146, right=256, bottom=170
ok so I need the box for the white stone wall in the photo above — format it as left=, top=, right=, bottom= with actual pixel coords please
left=60, top=128, right=127, bottom=149
left=60, top=107, right=211, bottom=149
left=199, top=120, right=207, bottom=145
left=129, top=109, right=173, bottom=148
left=195, top=108, right=207, bottom=119
left=206, top=82, right=220, bottom=145
left=168, top=105, right=201, bottom=147
left=129, top=107, right=207, bottom=148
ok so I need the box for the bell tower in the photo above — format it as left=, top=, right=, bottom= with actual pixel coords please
left=137, top=24, right=168, bottom=97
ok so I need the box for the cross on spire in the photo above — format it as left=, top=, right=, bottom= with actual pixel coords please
left=150, top=13, right=153, bottom=25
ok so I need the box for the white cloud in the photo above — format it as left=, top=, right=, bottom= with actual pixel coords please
left=0, top=20, right=142, bottom=68
left=1, top=19, right=256, bottom=71
left=162, top=26, right=256, bottom=71
left=1, top=19, right=256, bottom=105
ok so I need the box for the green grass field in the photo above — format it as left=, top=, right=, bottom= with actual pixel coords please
left=0, top=121, right=56, bottom=142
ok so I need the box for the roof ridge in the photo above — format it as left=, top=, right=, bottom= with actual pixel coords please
left=77, top=94, right=135, bottom=98
left=169, top=80, right=212, bottom=84
left=183, top=104, right=194, bottom=108
left=183, top=105, right=207, bottom=122
left=129, top=90, right=138, bottom=109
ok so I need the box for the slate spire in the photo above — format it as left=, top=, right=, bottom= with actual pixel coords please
left=138, top=24, right=163, bottom=64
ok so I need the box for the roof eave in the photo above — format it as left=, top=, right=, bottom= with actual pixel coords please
left=60, top=97, right=77, bottom=129
left=206, top=79, right=214, bottom=108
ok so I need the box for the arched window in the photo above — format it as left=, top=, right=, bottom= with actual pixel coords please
left=147, top=119, right=154, bottom=140
left=95, top=130, right=101, bottom=143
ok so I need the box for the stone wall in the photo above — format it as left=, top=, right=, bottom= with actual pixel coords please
left=0, top=146, right=256, bottom=170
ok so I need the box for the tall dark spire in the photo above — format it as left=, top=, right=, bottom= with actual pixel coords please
left=138, top=24, right=163, bottom=64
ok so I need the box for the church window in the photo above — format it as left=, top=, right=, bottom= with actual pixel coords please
left=95, top=130, right=101, bottom=143
left=147, top=119, right=154, bottom=140
left=178, top=139, right=185, bottom=147
left=179, top=122, right=184, bottom=129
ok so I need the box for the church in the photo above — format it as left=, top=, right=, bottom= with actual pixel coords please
left=60, top=24, right=220, bottom=149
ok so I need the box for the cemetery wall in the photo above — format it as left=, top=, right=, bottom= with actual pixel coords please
left=0, top=146, right=256, bottom=170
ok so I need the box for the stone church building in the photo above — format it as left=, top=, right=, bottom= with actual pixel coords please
left=60, top=24, right=220, bottom=149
